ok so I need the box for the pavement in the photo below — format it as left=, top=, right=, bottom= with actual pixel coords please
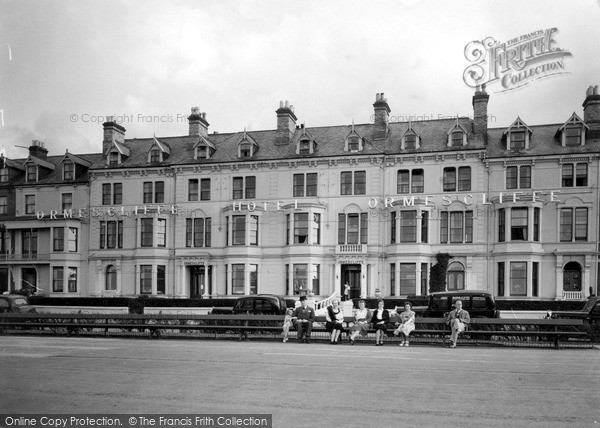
left=1, top=336, right=599, bottom=427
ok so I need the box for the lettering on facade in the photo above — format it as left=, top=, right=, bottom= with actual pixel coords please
left=34, top=191, right=561, bottom=219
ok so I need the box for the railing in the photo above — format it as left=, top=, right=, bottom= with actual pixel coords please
left=562, top=291, right=583, bottom=301
left=336, top=244, right=366, bottom=254
left=0, top=313, right=590, bottom=348
left=0, top=252, right=48, bottom=261
left=314, top=292, right=339, bottom=312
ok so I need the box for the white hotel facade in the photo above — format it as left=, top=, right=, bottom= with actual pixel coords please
left=1, top=85, right=600, bottom=301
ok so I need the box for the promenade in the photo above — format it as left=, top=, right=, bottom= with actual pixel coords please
left=1, top=336, right=599, bottom=427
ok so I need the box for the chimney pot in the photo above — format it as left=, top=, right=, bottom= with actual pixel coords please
left=276, top=100, right=297, bottom=144
left=595, top=85, right=599, bottom=95
left=188, top=108, right=209, bottom=137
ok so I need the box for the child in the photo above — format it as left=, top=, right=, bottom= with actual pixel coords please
left=282, top=308, right=294, bottom=343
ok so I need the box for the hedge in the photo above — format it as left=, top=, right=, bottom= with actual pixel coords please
left=29, top=296, right=589, bottom=312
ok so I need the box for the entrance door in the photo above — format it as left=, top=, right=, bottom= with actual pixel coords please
left=190, top=266, right=211, bottom=298
left=21, top=268, right=37, bottom=294
left=563, top=262, right=582, bottom=292
left=342, top=264, right=361, bottom=299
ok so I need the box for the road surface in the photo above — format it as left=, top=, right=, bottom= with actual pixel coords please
left=1, top=336, right=599, bottom=427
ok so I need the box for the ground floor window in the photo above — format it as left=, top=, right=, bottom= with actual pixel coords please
left=230, top=264, right=258, bottom=295
left=106, top=265, right=117, bottom=291
left=447, top=263, right=465, bottom=291
left=399, top=263, right=416, bottom=296
left=510, top=262, right=527, bottom=296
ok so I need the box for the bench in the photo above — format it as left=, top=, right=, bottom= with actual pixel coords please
left=0, top=313, right=588, bottom=348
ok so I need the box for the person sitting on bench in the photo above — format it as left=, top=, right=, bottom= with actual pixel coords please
left=446, top=300, right=470, bottom=348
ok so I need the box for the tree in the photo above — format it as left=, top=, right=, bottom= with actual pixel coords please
left=429, top=253, right=452, bottom=293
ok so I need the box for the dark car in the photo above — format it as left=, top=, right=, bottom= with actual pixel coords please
left=553, top=296, right=600, bottom=325
left=211, top=295, right=289, bottom=315
left=417, top=290, right=498, bottom=318
left=0, top=294, right=37, bottom=314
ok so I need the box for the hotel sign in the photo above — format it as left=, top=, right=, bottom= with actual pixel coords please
left=34, top=191, right=561, bottom=219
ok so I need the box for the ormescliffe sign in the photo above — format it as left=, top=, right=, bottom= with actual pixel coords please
left=35, top=191, right=561, bottom=219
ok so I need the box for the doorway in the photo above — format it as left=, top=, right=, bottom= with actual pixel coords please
left=563, top=262, right=582, bottom=292
left=341, top=264, right=361, bottom=300
left=190, top=265, right=212, bottom=298
left=21, top=268, right=37, bottom=294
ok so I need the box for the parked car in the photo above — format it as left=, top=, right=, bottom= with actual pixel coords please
left=0, top=294, right=37, bottom=314
left=211, top=295, right=289, bottom=315
left=414, top=290, right=498, bottom=318
left=553, top=296, right=600, bottom=325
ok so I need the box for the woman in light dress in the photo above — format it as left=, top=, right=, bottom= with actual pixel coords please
left=394, top=302, right=415, bottom=347
left=348, top=299, right=371, bottom=345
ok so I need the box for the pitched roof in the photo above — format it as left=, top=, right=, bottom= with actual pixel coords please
left=24, top=155, right=55, bottom=171
left=60, top=151, right=92, bottom=167
left=89, top=116, right=484, bottom=169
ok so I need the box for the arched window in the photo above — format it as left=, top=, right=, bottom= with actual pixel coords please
left=447, top=262, right=465, bottom=290
left=105, top=265, right=117, bottom=291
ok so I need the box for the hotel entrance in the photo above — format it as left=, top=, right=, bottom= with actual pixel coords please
left=341, top=264, right=361, bottom=300
left=189, top=265, right=212, bottom=298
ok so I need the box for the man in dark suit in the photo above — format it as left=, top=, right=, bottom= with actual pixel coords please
left=293, top=296, right=315, bottom=343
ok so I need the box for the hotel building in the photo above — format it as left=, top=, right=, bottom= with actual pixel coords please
left=1, top=85, right=600, bottom=301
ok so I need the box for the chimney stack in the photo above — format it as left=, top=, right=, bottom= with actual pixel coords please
left=276, top=100, right=297, bottom=145
left=102, top=116, right=126, bottom=154
left=583, top=85, right=600, bottom=133
left=472, top=84, right=490, bottom=144
left=373, top=93, right=390, bottom=140
left=188, top=107, right=210, bottom=137
left=29, top=140, right=48, bottom=159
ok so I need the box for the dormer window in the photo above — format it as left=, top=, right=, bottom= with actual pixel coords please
left=510, top=131, right=526, bottom=150
left=295, top=128, right=316, bottom=155
left=556, top=113, right=587, bottom=147
left=149, top=149, right=161, bottom=163
left=193, top=136, right=215, bottom=160
left=240, top=142, right=251, bottom=158
left=108, top=151, right=120, bottom=165
left=299, top=140, right=311, bottom=155
left=237, top=132, right=259, bottom=159
left=26, top=164, right=37, bottom=182
left=565, top=126, right=582, bottom=146
left=348, top=137, right=360, bottom=152
left=404, top=134, right=417, bottom=149
left=504, top=117, right=532, bottom=151
left=446, top=121, right=468, bottom=147
left=196, top=145, right=207, bottom=159
left=0, top=168, right=8, bottom=183
left=63, top=162, right=74, bottom=180
left=451, top=131, right=464, bottom=147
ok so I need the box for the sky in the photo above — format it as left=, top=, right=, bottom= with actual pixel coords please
left=1, top=0, right=599, bottom=159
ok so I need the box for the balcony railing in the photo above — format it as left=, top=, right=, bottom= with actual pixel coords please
left=336, top=244, right=367, bottom=254
left=562, top=291, right=583, bottom=301
left=0, top=253, right=48, bottom=261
